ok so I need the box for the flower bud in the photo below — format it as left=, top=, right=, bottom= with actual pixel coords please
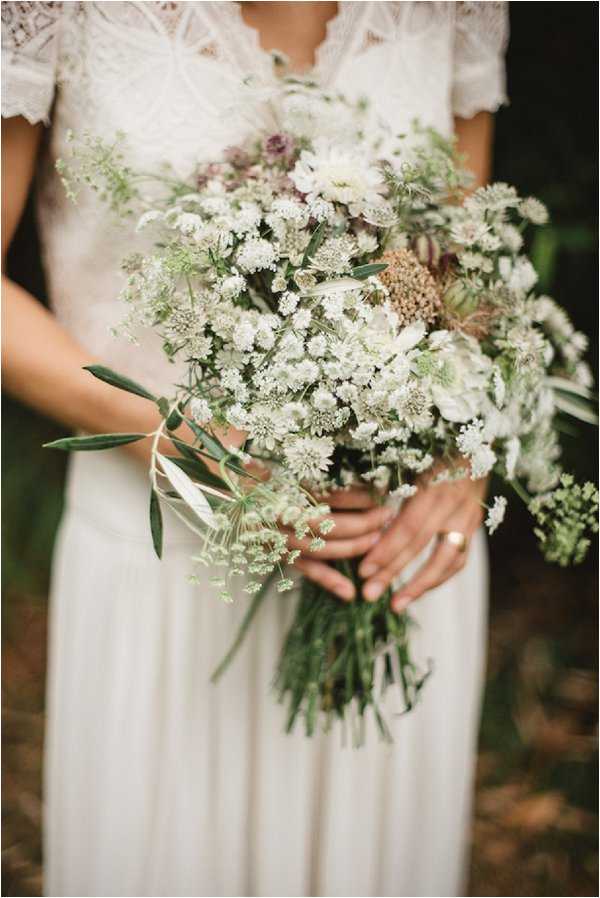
left=443, top=280, right=478, bottom=318
left=412, top=234, right=441, bottom=269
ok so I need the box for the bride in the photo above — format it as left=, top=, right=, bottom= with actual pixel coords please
left=2, top=3, right=509, bottom=895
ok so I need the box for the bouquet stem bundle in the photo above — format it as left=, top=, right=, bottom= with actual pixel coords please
left=211, top=559, right=429, bottom=746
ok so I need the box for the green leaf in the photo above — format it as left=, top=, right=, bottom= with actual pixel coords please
left=157, top=397, right=170, bottom=418
left=157, top=453, right=217, bottom=528
left=149, top=489, right=163, bottom=558
left=350, top=262, right=388, bottom=279
left=166, top=408, right=183, bottom=431
left=186, top=420, right=228, bottom=461
left=163, top=455, right=227, bottom=491
left=83, top=365, right=156, bottom=401
left=301, top=220, right=327, bottom=267
left=44, top=433, right=147, bottom=451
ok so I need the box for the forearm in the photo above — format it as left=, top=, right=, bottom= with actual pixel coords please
left=2, top=276, right=247, bottom=469
left=454, top=111, right=494, bottom=188
left=2, top=275, right=163, bottom=463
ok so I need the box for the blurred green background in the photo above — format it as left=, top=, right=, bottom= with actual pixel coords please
left=2, top=3, right=598, bottom=895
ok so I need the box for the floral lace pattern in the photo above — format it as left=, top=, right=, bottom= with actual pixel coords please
left=2, top=1, right=509, bottom=392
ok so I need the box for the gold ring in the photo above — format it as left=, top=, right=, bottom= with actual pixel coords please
left=438, top=530, right=469, bottom=552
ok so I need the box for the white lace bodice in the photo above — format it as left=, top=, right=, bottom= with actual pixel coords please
left=2, top=1, right=509, bottom=391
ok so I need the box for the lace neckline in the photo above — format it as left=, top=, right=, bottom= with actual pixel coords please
left=223, top=1, right=368, bottom=83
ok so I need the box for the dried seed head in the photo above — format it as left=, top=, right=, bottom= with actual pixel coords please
left=377, top=248, right=440, bottom=326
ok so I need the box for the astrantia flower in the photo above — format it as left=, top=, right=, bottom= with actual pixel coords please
left=519, top=197, right=549, bottom=225
left=485, top=496, right=507, bottom=534
left=498, top=256, right=538, bottom=294
left=449, top=218, right=490, bottom=246
left=283, top=436, right=334, bottom=481
left=247, top=404, right=294, bottom=451
left=310, top=235, right=356, bottom=275
left=466, top=183, right=520, bottom=214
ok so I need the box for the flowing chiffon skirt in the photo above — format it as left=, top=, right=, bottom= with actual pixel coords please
left=44, top=449, right=488, bottom=897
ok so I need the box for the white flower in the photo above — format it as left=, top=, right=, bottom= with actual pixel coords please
left=310, top=235, right=356, bottom=274
left=290, top=139, right=385, bottom=211
left=218, top=273, right=246, bottom=300
left=505, top=436, right=520, bottom=479
left=321, top=293, right=346, bottom=321
left=270, top=198, right=309, bottom=225
left=312, top=387, right=336, bottom=411
left=284, top=436, right=334, bottom=481
left=485, top=496, right=507, bottom=534
left=136, top=210, right=163, bottom=231
left=351, top=422, right=378, bottom=443
left=247, top=405, right=294, bottom=451
left=189, top=397, right=212, bottom=425
left=356, top=231, right=379, bottom=254
left=292, top=309, right=312, bottom=330
left=470, top=445, right=496, bottom=479
left=175, top=212, right=205, bottom=236
left=427, top=331, right=492, bottom=423
left=236, top=237, right=279, bottom=273
left=279, top=291, right=300, bottom=315
left=460, top=251, right=493, bottom=274
left=497, top=224, right=523, bottom=253
left=232, top=318, right=256, bottom=352
left=294, top=270, right=317, bottom=291
left=456, top=420, right=496, bottom=477
left=519, top=197, right=549, bottom=225
left=396, top=320, right=427, bottom=352
left=272, top=273, right=288, bottom=293
left=492, top=368, right=506, bottom=409
left=574, top=361, right=593, bottom=389
left=467, top=183, right=520, bottom=213
left=307, top=197, right=336, bottom=222
left=307, top=335, right=327, bottom=357
left=499, top=257, right=538, bottom=294
left=449, top=218, right=490, bottom=246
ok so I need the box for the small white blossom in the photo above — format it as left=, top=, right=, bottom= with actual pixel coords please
left=485, top=496, right=507, bottom=534
left=519, top=197, right=549, bottom=225
left=284, top=436, right=334, bottom=481
left=189, top=397, right=212, bottom=425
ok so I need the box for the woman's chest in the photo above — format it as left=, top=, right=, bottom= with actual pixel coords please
left=53, top=1, right=456, bottom=174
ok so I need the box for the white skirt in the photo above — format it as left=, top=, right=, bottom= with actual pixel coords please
left=44, top=449, right=488, bottom=898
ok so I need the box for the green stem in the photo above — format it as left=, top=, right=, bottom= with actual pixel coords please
left=210, top=569, right=278, bottom=683
left=510, top=478, right=531, bottom=505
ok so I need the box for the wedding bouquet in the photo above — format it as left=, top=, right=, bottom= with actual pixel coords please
left=49, top=79, right=598, bottom=743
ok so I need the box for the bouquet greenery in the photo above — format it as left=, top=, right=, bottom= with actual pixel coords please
left=48, top=79, right=598, bottom=744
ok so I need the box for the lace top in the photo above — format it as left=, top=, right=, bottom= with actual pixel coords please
left=2, top=1, right=509, bottom=391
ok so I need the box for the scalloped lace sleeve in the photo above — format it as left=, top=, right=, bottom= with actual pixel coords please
left=1, top=1, right=63, bottom=125
left=452, top=1, right=509, bottom=120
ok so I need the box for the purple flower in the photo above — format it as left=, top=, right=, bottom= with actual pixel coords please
left=263, top=133, right=295, bottom=161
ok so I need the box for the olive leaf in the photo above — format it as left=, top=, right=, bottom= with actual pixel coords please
left=157, top=453, right=217, bottom=529
left=44, top=433, right=147, bottom=451
left=83, top=365, right=156, bottom=401
left=149, top=489, right=163, bottom=558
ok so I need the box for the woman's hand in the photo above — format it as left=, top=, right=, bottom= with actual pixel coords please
left=283, top=487, right=395, bottom=602
left=358, top=472, right=488, bottom=613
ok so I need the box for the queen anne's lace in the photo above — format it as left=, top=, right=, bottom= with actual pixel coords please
left=1, top=1, right=509, bottom=393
